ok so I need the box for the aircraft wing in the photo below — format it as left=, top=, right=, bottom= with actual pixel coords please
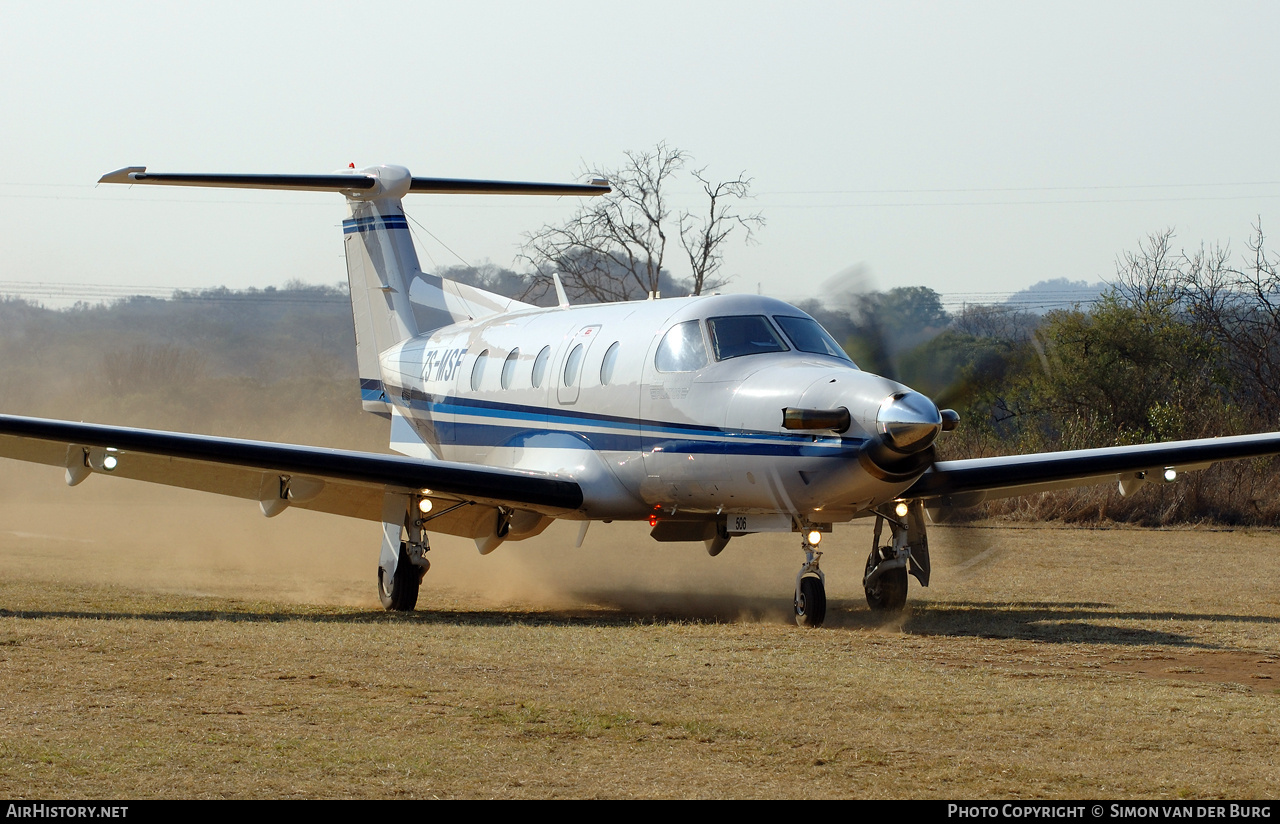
left=906, top=431, right=1280, bottom=509
left=0, top=414, right=582, bottom=539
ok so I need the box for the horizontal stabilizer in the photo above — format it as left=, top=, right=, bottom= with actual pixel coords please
left=99, top=167, right=610, bottom=197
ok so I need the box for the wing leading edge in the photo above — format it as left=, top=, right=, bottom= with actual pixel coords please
left=906, top=431, right=1280, bottom=508
left=0, top=414, right=583, bottom=537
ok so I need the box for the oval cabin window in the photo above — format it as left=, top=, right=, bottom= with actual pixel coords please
left=532, top=345, right=551, bottom=388
left=501, top=349, right=520, bottom=389
left=600, top=341, right=621, bottom=385
left=470, top=349, right=489, bottom=391
left=563, top=344, right=584, bottom=386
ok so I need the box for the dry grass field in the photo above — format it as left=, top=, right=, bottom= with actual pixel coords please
left=1, top=464, right=1279, bottom=799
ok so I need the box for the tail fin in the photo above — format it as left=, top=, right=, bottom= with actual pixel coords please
left=341, top=169, right=534, bottom=414
left=341, top=185, right=422, bottom=415
left=344, top=189, right=534, bottom=414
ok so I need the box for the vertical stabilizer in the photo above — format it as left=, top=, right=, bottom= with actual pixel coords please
left=341, top=167, right=422, bottom=415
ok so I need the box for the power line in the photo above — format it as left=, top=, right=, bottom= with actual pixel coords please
left=758, top=193, right=1280, bottom=208
left=758, top=181, right=1280, bottom=196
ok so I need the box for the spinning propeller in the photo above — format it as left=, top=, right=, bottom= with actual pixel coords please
left=784, top=265, right=963, bottom=486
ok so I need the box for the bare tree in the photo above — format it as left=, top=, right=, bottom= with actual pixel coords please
left=521, top=143, right=763, bottom=303
left=1177, top=220, right=1280, bottom=416
left=679, top=167, right=763, bottom=296
left=952, top=302, right=1040, bottom=342
left=1113, top=228, right=1183, bottom=313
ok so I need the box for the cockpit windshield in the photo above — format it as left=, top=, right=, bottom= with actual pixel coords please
left=773, top=315, right=855, bottom=364
left=706, top=315, right=788, bottom=361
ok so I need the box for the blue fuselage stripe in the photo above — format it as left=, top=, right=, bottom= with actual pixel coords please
left=383, top=388, right=861, bottom=458
left=439, top=420, right=855, bottom=457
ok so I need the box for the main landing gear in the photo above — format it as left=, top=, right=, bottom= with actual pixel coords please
left=378, top=539, right=428, bottom=610
left=378, top=493, right=431, bottom=611
left=862, top=501, right=931, bottom=613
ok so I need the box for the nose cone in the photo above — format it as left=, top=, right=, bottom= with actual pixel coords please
left=877, top=391, right=942, bottom=452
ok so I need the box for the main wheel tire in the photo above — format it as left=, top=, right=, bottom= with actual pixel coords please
left=379, top=541, right=424, bottom=611
left=865, top=561, right=907, bottom=612
left=794, top=575, right=827, bottom=628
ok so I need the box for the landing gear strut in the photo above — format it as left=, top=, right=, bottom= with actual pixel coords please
left=863, top=501, right=931, bottom=613
left=794, top=533, right=826, bottom=628
left=378, top=493, right=431, bottom=612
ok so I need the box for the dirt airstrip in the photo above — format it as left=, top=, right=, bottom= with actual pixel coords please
left=1, top=464, right=1278, bottom=798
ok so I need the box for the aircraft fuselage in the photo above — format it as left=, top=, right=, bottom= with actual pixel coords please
left=378, top=292, right=931, bottom=528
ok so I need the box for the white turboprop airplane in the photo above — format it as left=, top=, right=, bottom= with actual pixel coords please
left=3, top=163, right=1280, bottom=627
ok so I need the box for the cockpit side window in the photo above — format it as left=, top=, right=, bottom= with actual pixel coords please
left=706, top=315, right=789, bottom=361
left=654, top=321, right=709, bottom=373
left=773, top=315, right=856, bottom=365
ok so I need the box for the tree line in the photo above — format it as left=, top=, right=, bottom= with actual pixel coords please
left=914, top=225, right=1280, bottom=525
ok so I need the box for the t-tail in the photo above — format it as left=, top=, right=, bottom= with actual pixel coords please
left=98, top=163, right=610, bottom=416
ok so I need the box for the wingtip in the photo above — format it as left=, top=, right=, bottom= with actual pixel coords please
left=98, top=166, right=146, bottom=184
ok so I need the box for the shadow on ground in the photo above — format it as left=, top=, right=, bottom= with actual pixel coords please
left=5, top=588, right=1275, bottom=649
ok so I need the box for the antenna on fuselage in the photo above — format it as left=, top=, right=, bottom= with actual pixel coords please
left=552, top=272, right=571, bottom=308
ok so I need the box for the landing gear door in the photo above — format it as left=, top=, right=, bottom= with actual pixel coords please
left=557, top=325, right=600, bottom=405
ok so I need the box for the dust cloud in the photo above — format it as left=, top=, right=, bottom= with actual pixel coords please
left=0, top=461, right=884, bottom=623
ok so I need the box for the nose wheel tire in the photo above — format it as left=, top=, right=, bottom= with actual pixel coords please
left=794, top=575, right=827, bottom=628
left=379, top=540, right=425, bottom=611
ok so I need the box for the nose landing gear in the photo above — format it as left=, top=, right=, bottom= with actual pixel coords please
left=794, top=533, right=826, bottom=628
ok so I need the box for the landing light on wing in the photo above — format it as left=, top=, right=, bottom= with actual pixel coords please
left=1163, top=467, right=1177, bottom=482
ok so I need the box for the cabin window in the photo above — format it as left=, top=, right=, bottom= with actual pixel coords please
left=706, top=315, right=788, bottom=361
left=654, top=321, right=709, bottom=373
left=564, top=344, right=585, bottom=386
left=501, top=349, right=520, bottom=389
left=532, top=345, right=551, bottom=388
left=600, top=341, right=621, bottom=385
left=773, top=316, right=854, bottom=363
left=470, top=349, right=489, bottom=390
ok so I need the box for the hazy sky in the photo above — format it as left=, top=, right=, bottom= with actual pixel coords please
left=2, top=1, right=1278, bottom=307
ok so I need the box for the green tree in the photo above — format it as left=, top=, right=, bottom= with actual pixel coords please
left=1019, top=294, right=1226, bottom=446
